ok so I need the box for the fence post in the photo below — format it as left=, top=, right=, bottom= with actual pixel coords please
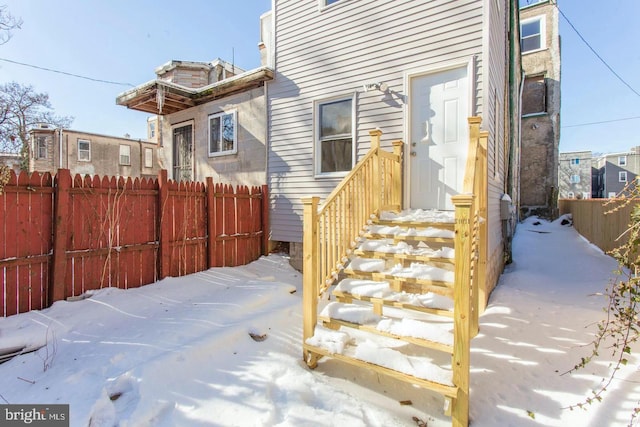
left=158, top=170, right=171, bottom=279
left=370, top=129, right=382, bottom=213
left=50, top=169, right=71, bottom=303
left=261, top=184, right=270, bottom=256
left=302, top=196, right=320, bottom=367
left=206, top=177, right=216, bottom=268
left=451, top=193, right=473, bottom=427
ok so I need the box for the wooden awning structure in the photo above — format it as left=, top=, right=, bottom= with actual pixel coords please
left=116, top=67, right=274, bottom=115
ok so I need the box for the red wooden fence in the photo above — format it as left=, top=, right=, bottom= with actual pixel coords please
left=0, top=169, right=269, bottom=317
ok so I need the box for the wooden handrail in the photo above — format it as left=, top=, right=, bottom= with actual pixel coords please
left=302, top=131, right=403, bottom=364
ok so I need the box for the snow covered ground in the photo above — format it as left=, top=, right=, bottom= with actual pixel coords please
left=0, top=215, right=639, bottom=426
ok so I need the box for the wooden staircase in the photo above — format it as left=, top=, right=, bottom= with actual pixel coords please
left=301, top=120, right=488, bottom=427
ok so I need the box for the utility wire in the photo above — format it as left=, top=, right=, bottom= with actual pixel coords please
left=562, top=115, right=640, bottom=128
left=0, top=57, right=135, bottom=87
left=556, top=5, right=640, bottom=98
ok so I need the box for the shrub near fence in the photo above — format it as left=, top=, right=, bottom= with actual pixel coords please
left=0, top=169, right=268, bottom=317
left=558, top=198, right=639, bottom=254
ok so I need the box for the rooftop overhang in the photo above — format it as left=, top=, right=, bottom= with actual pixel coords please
left=116, top=66, right=274, bottom=115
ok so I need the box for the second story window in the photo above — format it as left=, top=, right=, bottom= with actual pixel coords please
left=522, top=75, right=546, bottom=115
left=619, top=171, right=628, bottom=183
left=208, top=110, right=237, bottom=156
left=521, top=16, right=545, bottom=53
left=36, top=136, right=47, bottom=159
left=119, top=145, right=131, bottom=165
left=618, top=156, right=627, bottom=166
left=570, top=175, right=580, bottom=184
left=570, top=158, right=580, bottom=165
left=78, top=139, right=91, bottom=162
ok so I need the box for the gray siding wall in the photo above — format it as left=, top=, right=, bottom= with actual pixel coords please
left=269, top=0, right=494, bottom=243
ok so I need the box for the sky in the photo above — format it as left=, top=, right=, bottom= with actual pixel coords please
left=0, top=1, right=638, bottom=153
left=0, top=215, right=638, bottom=426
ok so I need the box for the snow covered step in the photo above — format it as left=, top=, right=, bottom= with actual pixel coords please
left=319, top=302, right=454, bottom=353
left=354, top=238, right=454, bottom=266
left=364, top=224, right=454, bottom=244
left=344, top=257, right=454, bottom=298
left=304, top=325, right=456, bottom=397
left=332, top=278, right=454, bottom=317
left=377, top=209, right=456, bottom=227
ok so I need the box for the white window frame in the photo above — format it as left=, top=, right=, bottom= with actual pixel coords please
left=119, top=144, right=131, bottom=166
left=144, top=147, right=153, bottom=168
left=77, top=139, right=91, bottom=162
left=570, top=175, right=580, bottom=184
left=618, top=156, right=627, bottom=166
left=619, top=171, right=628, bottom=182
left=319, top=0, right=342, bottom=8
left=314, top=93, right=356, bottom=178
left=208, top=110, right=237, bottom=157
left=520, top=15, right=545, bottom=53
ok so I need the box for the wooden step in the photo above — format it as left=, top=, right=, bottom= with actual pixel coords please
left=304, top=325, right=457, bottom=398
left=376, top=210, right=456, bottom=230
left=319, top=302, right=454, bottom=353
left=344, top=269, right=454, bottom=298
left=332, top=278, right=454, bottom=317
left=354, top=238, right=454, bottom=265
left=373, top=218, right=455, bottom=231
left=353, top=249, right=454, bottom=266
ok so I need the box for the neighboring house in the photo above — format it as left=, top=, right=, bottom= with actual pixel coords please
left=0, top=152, right=21, bottom=173
left=116, top=58, right=273, bottom=187
left=28, top=125, right=159, bottom=179
left=519, top=0, right=561, bottom=218
left=266, top=0, right=522, bottom=292
left=558, top=151, right=592, bottom=199
left=593, top=149, right=640, bottom=198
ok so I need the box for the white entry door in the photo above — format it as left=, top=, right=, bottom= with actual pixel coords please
left=409, top=66, right=469, bottom=210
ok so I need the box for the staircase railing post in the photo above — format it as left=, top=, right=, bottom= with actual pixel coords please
left=302, top=196, right=320, bottom=367
left=451, top=193, right=473, bottom=427
left=370, top=129, right=382, bottom=213
left=392, top=140, right=404, bottom=211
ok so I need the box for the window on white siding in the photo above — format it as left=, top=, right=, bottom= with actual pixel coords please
left=619, top=171, right=628, bottom=182
left=78, top=139, right=91, bottom=161
left=618, top=156, right=627, bottom=166
left=570, top=175, right=580, bottom=184
left=322, top=0, right=341, bottom=6
left=144, top=147, right=153, bottom=168
left=208, top=110, right=237, bottom=156
left=119, top=145, right=131, bottom=165
left=315, top=96, right=354, bottom=175
left=36, top=136, right=47, bottom=159
left=521, top=16, right=545, bottom=53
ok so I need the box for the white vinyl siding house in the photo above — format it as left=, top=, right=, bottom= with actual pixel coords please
left=268, top=0, right=499, bottom=246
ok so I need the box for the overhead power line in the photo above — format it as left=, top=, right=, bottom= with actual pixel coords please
left=562, top=115, right=640, bottom=129
left=556, top=5, right=640, bottom=99
left=0, top=57, right=135, bottom=87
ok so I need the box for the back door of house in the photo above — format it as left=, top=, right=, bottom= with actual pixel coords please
left=409, top=66, right=469, bottom=210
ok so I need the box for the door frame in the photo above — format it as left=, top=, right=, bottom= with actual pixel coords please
left=170, top=119, right=195, bottom=181
left=403, top=57, right=476, bottom=210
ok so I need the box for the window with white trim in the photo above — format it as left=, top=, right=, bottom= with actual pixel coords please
left=322, top=0, right=341, bottom=6
left=570, top=175, right=580, bottom=184
left=144, top=147, right=153, bottom=168
left=208, top=110, right=237, bottom=156
left=315, top=96, right=354, bottom=175
left=119, top=145, right=131, bottom=165
left=619, top=171, right=628, bottom=182
left=608, top=192, right=617, bottom=198
left=78, top=139, right=91, bottom=162
left=521, top=16, right=545, bottom=53
left=618, top=156, right=627, bottom=166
